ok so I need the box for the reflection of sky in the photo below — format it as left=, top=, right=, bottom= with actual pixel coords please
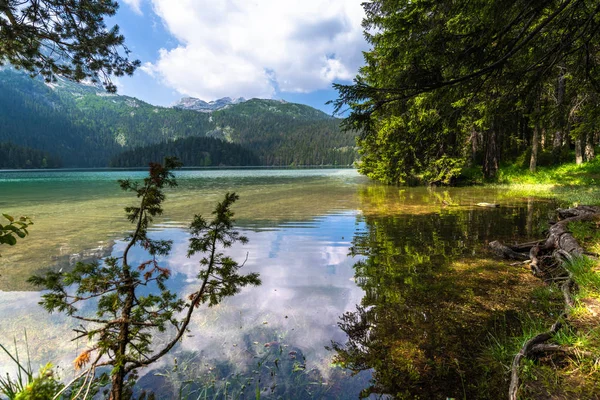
left=0, top=211, right=368, bottom=393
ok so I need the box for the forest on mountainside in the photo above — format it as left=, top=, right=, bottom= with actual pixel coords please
left=109, top=137, right=261, bottom=167
left=0, top=143, right=62, bottom=169
left=335, top=0, right=600, bottom=185
left=0, top=69, right=357, bottom=168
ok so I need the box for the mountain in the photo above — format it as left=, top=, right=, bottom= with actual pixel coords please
left=174, top=96, right=246, bottom=112
left=0, top=68, right=357, bottom=168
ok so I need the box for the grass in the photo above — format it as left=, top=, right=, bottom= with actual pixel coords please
left=459, top=156, right=600, bottom=208
left=472, top=158, right=600, bottom=207
left=496, top=157, right=600, bottom=186
left=0, top=335, right=34, bottom=399
left=0, top=332, right=63, bottom=400
left=462, top=152, right=600, bottom=193
left=491, top=255, right=600, bottom=399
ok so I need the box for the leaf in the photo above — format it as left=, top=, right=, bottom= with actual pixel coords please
left=4, top=234, right=16, bottom=246
left=4, top=225, right=20, bottom=233
left=2, top=214, right=14, bottom=222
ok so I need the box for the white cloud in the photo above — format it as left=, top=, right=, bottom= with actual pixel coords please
left=143, top=0, right=368, bottom=100
left=121, top=0, right=143, bottom=15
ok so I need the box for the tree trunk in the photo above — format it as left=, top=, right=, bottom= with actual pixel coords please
left=530, top=125, right=539, bottom=172
left=541, top=127, right=546, bottom=150
left=110, top=278, right=135, bottom=400
left=553, top=66, right=567, bottom=163
left=575, top=136, right=583, bottom=164
left=585, top=132, right=595, bottom=161
left=470, top=129, right=479, bottom=166
left=110, top=371, right=125, bottom=400
left=530, top=100, right=541, bottom=172
left=483, top=128, right=498, bottom=179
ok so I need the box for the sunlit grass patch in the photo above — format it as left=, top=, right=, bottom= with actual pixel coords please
left=468, top=158, right=600, bottom=207
left=569, top=219, right=600, bottom=253
left=566, top=256, right=600, bottom=300
left=495, top=158, right=600, bottom=186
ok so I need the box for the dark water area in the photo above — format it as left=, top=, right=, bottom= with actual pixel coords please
left=329, top=187, right=558, bottom=399
left=0, top=170, right=560, bottom=399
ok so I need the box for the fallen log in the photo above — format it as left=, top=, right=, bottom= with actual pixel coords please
left=509, top=240, right=545, bottom=252
left=489, top=241, right=530, bottom=261
left=557, top=205, right=600, bottom=219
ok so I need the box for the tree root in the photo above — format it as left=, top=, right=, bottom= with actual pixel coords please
left=489, top=241, right=530, bottom=261
left=490, top=206, right=599, bottom=400
left=508, top=320, right=563, bottom=400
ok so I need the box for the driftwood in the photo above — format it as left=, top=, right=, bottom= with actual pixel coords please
left=489, top=206, right=600, bottom=400
left=557, top=205, right=600, bottom=219
left=477, top=202, right=500, bottom=208
left=489, top=241, right=530, bottom=261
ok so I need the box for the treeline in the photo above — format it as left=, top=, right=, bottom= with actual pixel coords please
left=109, top=136, right=260, bottom=167
left=335, top=0, right=600, bottom=184
left=0, top=142, right=62, bottom=169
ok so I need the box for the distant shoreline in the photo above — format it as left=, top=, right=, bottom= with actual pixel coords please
left=0, top=165, right=357, bottom=173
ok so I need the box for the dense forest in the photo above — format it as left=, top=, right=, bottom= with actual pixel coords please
left=109, top=136, right=260, bottom=167
left=335, top=0, right=600, bottom=185
left=0, top=142, right=62, bottom=169
left=0, top=69, right=357, bottom=168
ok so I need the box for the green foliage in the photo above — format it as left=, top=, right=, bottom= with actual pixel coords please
left=0, top=0, right=139, bottom=92
left=0, top=213, right=32, bottom=253
left=565, top=256, right=600, bottom=299
left=187, top=192, right=261, bottom=307
left=28, top=158, right=261, bottom=398
left=335, top=0, right=600, bottom=185
left=12, top=364, right=63, bottom=400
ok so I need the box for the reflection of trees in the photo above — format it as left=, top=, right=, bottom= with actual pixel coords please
left=331, top=188, right=554, bottom=399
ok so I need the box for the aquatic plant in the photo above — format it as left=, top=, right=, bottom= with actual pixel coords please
left=28, top=158, right=261, bottom=399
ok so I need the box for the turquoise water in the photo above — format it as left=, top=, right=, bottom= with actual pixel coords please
left=0, top=169, right=559, bottom=398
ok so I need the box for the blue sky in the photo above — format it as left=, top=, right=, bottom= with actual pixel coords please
left=109, top=0, right=369, bottom=114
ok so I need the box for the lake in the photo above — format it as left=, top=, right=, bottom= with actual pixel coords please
left=0, top=169, right=560, bottom=398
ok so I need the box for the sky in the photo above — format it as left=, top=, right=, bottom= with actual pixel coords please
left=109, top=0, right=370, bottom=114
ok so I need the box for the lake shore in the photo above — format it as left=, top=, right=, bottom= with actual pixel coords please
left=2, top=168, right=598, bottom=398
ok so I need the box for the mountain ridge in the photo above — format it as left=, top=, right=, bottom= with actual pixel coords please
left=174, top=96, right=247, bottom=112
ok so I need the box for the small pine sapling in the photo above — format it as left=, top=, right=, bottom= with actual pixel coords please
left=29, top=158, right=261, bottom=399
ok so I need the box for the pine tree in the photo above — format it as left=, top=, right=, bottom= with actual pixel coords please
left=29, top=158, right=261, bottom=399
left=0, top=0, right=139, bottom=92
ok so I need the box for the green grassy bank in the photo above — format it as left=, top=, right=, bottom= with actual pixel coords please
left=482, top=157, right=600, bottom=398
left=462, top=157, right=600, bottom=206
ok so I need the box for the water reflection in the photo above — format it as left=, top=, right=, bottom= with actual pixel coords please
left=0, top=211, right=372, bottom=399
left=330, top=187, right=557, bottom=399
left=0, top=169, right=367, bottom=291
left=0, top=169, right=564, bottom=398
